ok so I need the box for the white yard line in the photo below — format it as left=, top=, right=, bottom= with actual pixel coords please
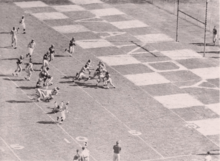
left=0, top=137, right=22, bottom=161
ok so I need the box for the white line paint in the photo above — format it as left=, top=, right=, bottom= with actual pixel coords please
left=64, top=138, right=71, bottom=143
left=0, top=137, right=22, bottom=161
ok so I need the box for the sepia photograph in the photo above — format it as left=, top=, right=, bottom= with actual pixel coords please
left=0, top=0, right=219, bottom=160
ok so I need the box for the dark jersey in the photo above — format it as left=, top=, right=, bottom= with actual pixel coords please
left=73, top=154, right=80, bottom=161
left=213, top=28, right=217, bottom=35
left=69, top=40, right=75, bottom=46
left=43, top=54, right=49, bottom=60
left=113, top=145, right=121, bottom=154
left=49, top=47, right=55, bottom=54
left=17, top=58, right=22, bottom=65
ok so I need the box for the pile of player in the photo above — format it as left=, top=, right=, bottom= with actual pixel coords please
left=73, top=60, right=116, bottom=89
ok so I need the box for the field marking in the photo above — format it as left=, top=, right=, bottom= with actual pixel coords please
left=64, top=138, right=71, bottom=144
left=0, top=137, right=22, bottom=161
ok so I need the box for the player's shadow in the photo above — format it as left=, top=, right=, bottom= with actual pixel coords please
left=62, top=76, right=74, bottom=79
left=59, top=80, right=73, bottom=84
left=0, top=31, right=10, bottom=34
left=191, top=43, right=214, bottom=46
left=0, top=74, right=13, bottom=77
left=37, top=121, right=57, bottom=124
left=33, top=62, right=43, bottom=65
left=6, top=100, right=33, bottom=103
left=197, top=152, right=220, bottom=155
left=54, top=55, right=70, bottom=57
left=0, top=46, right=12, bottom=49
left=3, top=78, right=23, bottom=81
left=17, top=86, right=36, bottom=90
left=0, top=58, right=17, bottom=60
left=72, top=82, right=103, bottom=89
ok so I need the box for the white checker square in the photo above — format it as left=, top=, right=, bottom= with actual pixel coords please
left=69, top=0, right=103, bottom=4
left=90, top=8, right=125, bottom=17
left=52, top=25, right=90, bottom=33
left=14, top=1, right=48, bottom=8
left=77, top=39, right=113, bottom=49
left=135, top=34, right=173, bottom=43
left=191, top=67, right=220, bottom=79
left=53, top=5, right=85, bottom=12
left=154, top=94, right=203, bottom=109
left=161, top=49, right=202, bottom=60
left=124, top=73, right=170, bottom=86
left=110, top=20, right=148, bottom=29
left=32, top=12, right=68, bottom=20
left=188, top=118, right=220, bottom=136
left=206, top=103, right=220, bottom=115
left=98, top=55, right=140, bottom=66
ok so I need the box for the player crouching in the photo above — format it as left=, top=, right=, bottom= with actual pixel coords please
left=35, top=87, right=59, bottom=102
left=103, top=72, right=116, bottom=89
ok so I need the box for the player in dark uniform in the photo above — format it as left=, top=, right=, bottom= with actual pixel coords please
left=113, top=141, right=121, bottom=161
left=65, top=37, right=76, bottom=56
left=48, top=44, right=55, bottom=62
left=13, top=55, right=23, bottom=76
left=73, top=149, right=81, bottom=161
left=213, top=26, right=218, bottom=45
left=43, top=51, right=50, bottom=67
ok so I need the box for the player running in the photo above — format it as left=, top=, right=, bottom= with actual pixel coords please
left=11, top=27, right=19, bottom=49
left=26, top=40, right=36, bottom=58
left=19, top=15, right=26, bottom=34
left=35, top=87, right=59, bottom=102
left=57, top=103, right=69, bottom=124
left=36, top=67, right=50, bottom=88
left=24, top=58, right=34, bottom=81
left=12, top=55, right=23, bottom=76
left=65, top=37, right=76, bottom=56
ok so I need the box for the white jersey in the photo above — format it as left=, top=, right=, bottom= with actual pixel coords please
left=81, top=149, right=90, bottom=161
left=205, top=155, right=212, bottom=161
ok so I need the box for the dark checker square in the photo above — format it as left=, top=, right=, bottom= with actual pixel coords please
left=113, top=64, right=153, bottom=75
left=132, top=52, right=171, bottom=63
left=184, top=87, right=220, bottom=104
left=159, top=70, right=201, bottom=82
left=172, top=106, right=219, bottom=121
left=177, top=58, right=219, bottom=69
left=150, top=41, right=186, bottom=51
left=207, top=78, right=220, bottom=88
left=149, top=62, right=180, bottom=71
left=123, top=27, right=159, bottom=35
left=142, top=83, right=184, bottom=96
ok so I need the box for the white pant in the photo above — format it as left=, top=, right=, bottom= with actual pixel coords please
left=113, top=153, right=120, bottom=161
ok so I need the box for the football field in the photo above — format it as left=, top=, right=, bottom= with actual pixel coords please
left=0, top=0, right=219, bottom=161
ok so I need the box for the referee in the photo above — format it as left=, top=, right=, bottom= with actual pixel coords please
left=113, top=141, right=121, bottom=161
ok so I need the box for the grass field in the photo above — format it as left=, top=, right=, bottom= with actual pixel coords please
left=0, top=0, right=219, bottom=161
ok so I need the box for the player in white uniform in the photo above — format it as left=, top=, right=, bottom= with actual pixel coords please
left=103, top=72, right=116, bottom=89
left=19, top=15, right=26, bottom=34
left=57, top=106, right=68, bottom=124
left=80, top=147, right=90, bottom=161
left=26, top=40, right=36, bottom=58
left=24, top=59, right=34, bottom=81
left=36, top=87, right=59, bottom=102
left=11, top=27, right=19, bottom=49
